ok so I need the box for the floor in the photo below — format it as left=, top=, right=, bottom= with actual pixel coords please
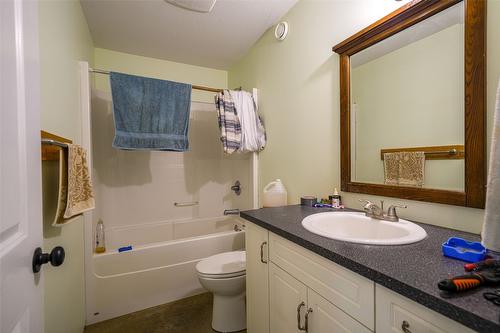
left=84, top=293, right=246, bottom=333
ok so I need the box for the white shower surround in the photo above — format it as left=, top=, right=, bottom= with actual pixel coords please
left=79, top=62, right=258, bottom=324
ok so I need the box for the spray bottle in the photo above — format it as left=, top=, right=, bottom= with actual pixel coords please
left=95, top=219, right=106, bottom=253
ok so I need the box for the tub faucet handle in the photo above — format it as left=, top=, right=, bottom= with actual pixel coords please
left=231, top=181, right=241, bottom=196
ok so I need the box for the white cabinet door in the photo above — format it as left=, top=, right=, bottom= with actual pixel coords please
left=246, top=222, right=270, bottom=333
left=0, top=0, right=43, bottom=332
left=307, top=289, right=371, bottom=333
left=269, top=263, right=308, bottom=333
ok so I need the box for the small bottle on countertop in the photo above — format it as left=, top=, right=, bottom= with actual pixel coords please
left=95, top=219, right=106, bottom=254
left=330, top=188, right=341, bottom=208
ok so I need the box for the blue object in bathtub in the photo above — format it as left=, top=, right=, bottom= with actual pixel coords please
left=118, top=245, right=133, bottom=253
left=442, top=237, right=487, bottom=262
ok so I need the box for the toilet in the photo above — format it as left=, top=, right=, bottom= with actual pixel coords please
left=196, top=251, right=246, bottom=333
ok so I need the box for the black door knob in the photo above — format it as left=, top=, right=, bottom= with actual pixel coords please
left=32, top=246, right=65, bottom=273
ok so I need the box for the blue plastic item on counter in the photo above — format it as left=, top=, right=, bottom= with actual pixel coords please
left=118, top=245, right=133, bottom=253
left=313, top=203, right=333, bottom=208
left=442, top=237, right=487, bottom=262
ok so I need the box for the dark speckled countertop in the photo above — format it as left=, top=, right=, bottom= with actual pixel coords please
left=240, top=205, right=500, bottom=333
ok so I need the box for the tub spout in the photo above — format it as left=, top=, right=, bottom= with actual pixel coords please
left=224, top=209, right=240, bottom=216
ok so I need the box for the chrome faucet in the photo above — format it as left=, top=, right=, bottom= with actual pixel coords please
left=224, top=209, right=240, bottom=216
left=359, top=199, right=407, bottom=222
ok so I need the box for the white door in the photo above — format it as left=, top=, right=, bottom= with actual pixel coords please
left=269, top=263, right=307, bottom=333
left=245, top=222, right=270, bottom=333
left=0, top=0, right=43, bottom=332
left=307, top=289, right=371, bottom=333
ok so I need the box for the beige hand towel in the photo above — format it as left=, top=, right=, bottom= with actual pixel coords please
left=482, top=79, right=500, bottom=252
left=53, top=149, right=80, bottom=226
left=63, top=144, right=95, bottom=219
left=384, top=151, right=425, bottom=187
left=398, top=151, right=425, bottom=187
left=383, top=152, right=400, bottom=185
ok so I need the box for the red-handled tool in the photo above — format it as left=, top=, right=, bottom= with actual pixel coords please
left=464, top=258, right=495, bottom=272
left=438, top=259, right=500, bottom=293
left=438, top=273, right=485, bottom=292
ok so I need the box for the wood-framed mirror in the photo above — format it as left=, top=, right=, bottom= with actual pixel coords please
left=332, top=0, right=486, bottom=208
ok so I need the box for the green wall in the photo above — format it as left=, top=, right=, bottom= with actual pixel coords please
left=229, top=0, right=500, bottom=234
left=39, top=1, right=94, bottom=332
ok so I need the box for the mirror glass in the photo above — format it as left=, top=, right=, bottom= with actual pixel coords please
left=350, top=2, right=464, bottom=191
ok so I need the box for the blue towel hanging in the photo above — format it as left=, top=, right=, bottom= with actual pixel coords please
left=110, top=72, right=192, bottom=151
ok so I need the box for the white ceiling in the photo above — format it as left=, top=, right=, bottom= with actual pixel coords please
left=81, top=0, right=298, bottom=70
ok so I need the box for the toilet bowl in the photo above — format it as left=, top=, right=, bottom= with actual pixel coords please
left=196, top=251, right=246, bottom=332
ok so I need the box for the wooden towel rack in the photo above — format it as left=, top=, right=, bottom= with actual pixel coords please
left=41, top=130, right=72, bottom=161
left=380, top=145, right=464, bottom=160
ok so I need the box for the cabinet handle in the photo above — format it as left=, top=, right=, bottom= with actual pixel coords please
left=304, top=307, right=313, bottom=332
left=260, top=241, right=268, bottom=264
left=402, top=320, right=412, bottom=333
left=297, top=301, right=306, bottom=331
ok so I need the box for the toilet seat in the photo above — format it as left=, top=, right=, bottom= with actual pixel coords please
left=198, top=270, right=246, bottom=279
left=196, top=251, right=246, bottom=279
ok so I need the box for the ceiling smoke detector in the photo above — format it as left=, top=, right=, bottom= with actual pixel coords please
left=164, top=0, right=217, bottom=13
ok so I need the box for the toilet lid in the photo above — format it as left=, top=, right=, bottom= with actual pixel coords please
left=196, top=251, right=246, bottom=277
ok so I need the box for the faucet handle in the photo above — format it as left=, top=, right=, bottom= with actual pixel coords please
left=358, top=199, right=373, bottom=210
left=386, top=204, right=407, bottom=222
left=389, top=204, right=407, bottom=210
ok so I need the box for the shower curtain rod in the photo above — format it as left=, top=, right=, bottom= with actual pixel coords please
left=89, top=68, right=228, bottom=93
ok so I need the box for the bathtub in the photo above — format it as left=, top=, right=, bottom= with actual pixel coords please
left=86, top=216, right=245, bottom=324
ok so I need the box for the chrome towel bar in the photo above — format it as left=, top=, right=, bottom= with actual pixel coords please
left=174, top=201, right=199, bottom=207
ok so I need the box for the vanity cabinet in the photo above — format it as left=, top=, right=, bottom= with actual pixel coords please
left=245, top=222, right=479, bottom=333
left=245, top=222, right=270, bottom=333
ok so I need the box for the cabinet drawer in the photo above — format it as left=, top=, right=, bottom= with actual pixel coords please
left=269, top=233, right=375, bottom=330
left=376, top=284, right=476, bottom=333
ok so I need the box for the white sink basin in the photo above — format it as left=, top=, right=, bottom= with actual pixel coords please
left=301, top=212, right=427, bottom=245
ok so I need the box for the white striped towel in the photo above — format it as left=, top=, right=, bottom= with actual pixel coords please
left=215, top=90, right=241, bottom=154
